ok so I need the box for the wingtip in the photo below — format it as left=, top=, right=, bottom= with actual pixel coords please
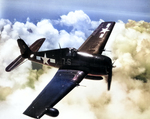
left=5, top=67, right=10, bottom=72
left=38, top=38, right=46, bottom=41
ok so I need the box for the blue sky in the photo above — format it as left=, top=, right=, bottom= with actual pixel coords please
left=1, top=0, right=150, bottom=23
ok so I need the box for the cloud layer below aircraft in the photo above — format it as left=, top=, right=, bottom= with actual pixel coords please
left=0, top=10, right=150, bottom=119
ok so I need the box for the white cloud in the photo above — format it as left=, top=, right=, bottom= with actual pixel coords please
left=60, top=10, right=91, bottom=27
left=1, top=10, right=150, bottom=119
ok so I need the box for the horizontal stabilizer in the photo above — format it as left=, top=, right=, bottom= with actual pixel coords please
left=29, top=38, right=45, bottom=52
left=5, top=55, right=25, bottom=72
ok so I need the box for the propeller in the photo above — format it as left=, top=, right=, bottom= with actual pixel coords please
left=112, top=60, right=116, bottom=68
left=107, top=67, right=112, bottom=90
left=105, top=66, right=112, bottom=90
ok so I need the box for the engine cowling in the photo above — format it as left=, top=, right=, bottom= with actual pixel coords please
left=45, top=108, right=59, bottom=117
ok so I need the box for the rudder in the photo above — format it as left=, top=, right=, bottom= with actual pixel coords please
left=17, top=39, right=32, bottom=58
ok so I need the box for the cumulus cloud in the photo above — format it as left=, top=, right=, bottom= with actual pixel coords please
left=1, top=10, right=150, bottom=119
left=60, top=10, right=91, bottom=29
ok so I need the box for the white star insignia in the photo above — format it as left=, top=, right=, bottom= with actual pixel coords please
left=101, top=28, right=109, bottom=33
left=42, top=53, right=49, bottom=64
left=99, top=27, right=110, bottom=38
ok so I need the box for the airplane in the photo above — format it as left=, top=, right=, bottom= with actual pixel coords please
left=5, top=22, right=115, bottom=119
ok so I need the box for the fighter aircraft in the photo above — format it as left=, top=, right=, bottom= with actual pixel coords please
left=6, top=22, right=115, bottom=119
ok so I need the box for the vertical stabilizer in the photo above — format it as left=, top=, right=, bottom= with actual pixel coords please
left=17, top=39, right=32, bottom=58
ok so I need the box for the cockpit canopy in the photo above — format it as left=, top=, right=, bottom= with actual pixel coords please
left=66, top=48, right=77, bottom=57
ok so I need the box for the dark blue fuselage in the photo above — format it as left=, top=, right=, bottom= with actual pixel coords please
left=29, top=48, right=112, bottom=78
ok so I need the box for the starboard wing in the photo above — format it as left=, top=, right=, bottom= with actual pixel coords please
left=23, top=69, right=87, bottom=118
left=78, top=22, right=115, bottom=54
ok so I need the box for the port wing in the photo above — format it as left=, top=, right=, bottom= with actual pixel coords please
left=78, top=22, right=115, bottom=54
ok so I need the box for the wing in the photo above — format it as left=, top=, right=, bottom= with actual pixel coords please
left=23, top=69, right=87, bottom=118
left=78, top=22, right=115, bottom=54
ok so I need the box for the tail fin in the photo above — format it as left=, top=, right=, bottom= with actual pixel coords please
left=5, top=38, right=45, bottom=72
left=17, top=39, right=32, bottom=58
